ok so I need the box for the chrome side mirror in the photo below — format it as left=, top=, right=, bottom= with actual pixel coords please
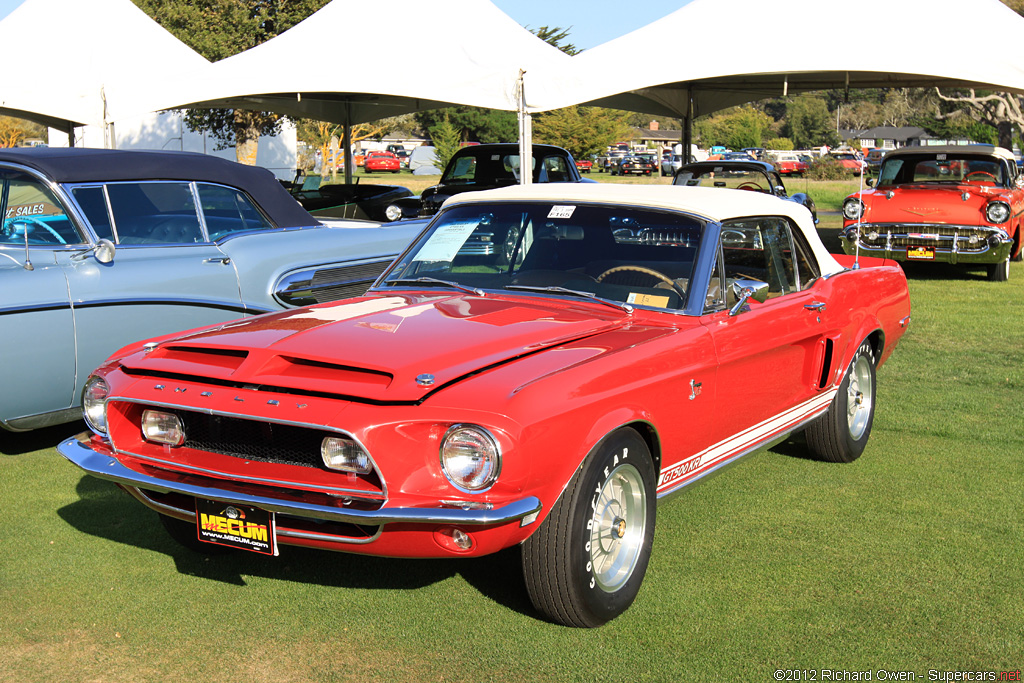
left=728, top=280, right=770, bottom=316
left=72, top=238, right=116, bottom=264
left=865, top=177, right=875, bottom=188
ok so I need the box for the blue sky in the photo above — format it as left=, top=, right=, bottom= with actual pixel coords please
left=0, top=0, right=689, bottom=50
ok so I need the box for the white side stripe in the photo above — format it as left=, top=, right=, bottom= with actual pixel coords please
left=657, top=389, right=838, bottom=492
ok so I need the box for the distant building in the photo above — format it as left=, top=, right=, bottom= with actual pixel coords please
left=843, top=126, right=973, bottom=150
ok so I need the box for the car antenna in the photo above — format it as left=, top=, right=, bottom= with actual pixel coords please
left=853, top=160, right=865, bottom=271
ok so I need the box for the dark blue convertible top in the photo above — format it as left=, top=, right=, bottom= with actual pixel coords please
left=0, top=148, right=316, bottom=229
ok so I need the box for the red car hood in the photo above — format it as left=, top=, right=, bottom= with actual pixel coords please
left=860, top=185, right=1005, bottom=225
left=118, top=293, right=631, bottom=402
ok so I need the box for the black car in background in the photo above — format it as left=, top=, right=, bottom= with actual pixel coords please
left=283, top=171, right=414, bottom=222
left=402, top=144, right=588, bottom=218
left=610, top=155, right=656, bottom=176
left=673, top=160, right=818, bottom=224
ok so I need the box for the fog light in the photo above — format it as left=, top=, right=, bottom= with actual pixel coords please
left=434, top=526, right=474, bottom=552
left=141, top=410, right=185, bottom=446
left=969, top=234, right=980, bottom=245
left=321, top=436, right=371, bottom=473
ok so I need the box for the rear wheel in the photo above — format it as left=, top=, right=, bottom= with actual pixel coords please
left=522, top=428, right=656, bottom=627
left=805, top=340, right=876, bottom=463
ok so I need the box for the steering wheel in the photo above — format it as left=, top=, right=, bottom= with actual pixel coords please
left=963, top=171, right=997, bottom=183
left=9, top=216, right=66, bottom=245
left=736, top=182, right=764, bottom=191
left=596, top=265, right=686, bottom=299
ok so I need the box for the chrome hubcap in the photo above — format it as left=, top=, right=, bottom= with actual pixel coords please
left=590, top=464, right=646, bottom=593
left=846, top=356, right=874, bottom=440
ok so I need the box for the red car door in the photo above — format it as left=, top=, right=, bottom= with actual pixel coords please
left=701, top=217, right=838, bottom=453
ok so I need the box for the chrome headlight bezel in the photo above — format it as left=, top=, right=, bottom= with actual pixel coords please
left=82, top=375, right=109, bottom=435
left=842, top=197, right=865, bottom=220
left=439, top=424, right=501, bottom=493
left=985, top=200, right=1011, bottom=224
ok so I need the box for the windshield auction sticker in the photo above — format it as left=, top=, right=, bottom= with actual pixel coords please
left=196, top=499, right=277, bottom=555
left=547, top=205, right=576, bottom=219
left=414, top=220, right=479, bottom=262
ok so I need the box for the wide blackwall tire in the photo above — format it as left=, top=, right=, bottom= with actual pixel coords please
left=522, top=428, right=657, bottom=627
left=805, top=340, right=877, bottom=463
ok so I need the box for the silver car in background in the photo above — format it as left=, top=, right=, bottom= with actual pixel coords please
left=0, top=148, right=421, bottom=432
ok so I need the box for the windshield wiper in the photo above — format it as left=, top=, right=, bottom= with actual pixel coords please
left=503, top=285, right=633, bottom=313
left=385, top=277, right=485, bottom=296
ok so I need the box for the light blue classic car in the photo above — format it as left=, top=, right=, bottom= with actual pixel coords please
left=0, top=148, right=422, bottom=432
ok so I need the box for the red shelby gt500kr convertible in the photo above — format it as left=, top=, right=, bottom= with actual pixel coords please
left=59, top=184, right=911, bottom=627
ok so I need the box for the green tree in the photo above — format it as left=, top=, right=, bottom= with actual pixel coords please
left=784, top=96, right=840, bottom=149
left=132, top=0, right=330, bottom=164
left=694, top=106, right=773, bottom=150
left=528, top=25, right=581, bottom=55
left=414, top=107, right=517, bottom=144
left=766, top=137, right=794, bottom=150
left=431, top=115, right=463, bottom=172
left=533, top=106, right=632, bottom=159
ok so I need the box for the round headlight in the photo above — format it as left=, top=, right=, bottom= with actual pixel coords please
left=440, top=425, right=500, bottom=492
left=82, top=375, right=109, bottom=435
left=384, top=203, right=403, bottom=222
left=985, top=201, right=1010, bottom=224
left=842, top=197, right=865, bottom=220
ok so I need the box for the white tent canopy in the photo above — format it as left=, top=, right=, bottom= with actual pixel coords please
left=528, top=0, right=1024, bottom=121
left=0, top=0, right=210, bottom=133
left=113, top=0, right=571, bottom=125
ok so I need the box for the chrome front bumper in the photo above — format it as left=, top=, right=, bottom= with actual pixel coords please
left=840, top=223, right=1013, bottom=264
left=57, top=435, right=541, bottom=527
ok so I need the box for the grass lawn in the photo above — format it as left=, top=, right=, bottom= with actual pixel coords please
left=1, top=212, right=1021, bottom=682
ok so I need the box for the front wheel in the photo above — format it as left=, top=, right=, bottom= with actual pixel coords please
left=987, top=257, right=1010, bottom=281
left=522, top=428, right=656, bottom=627
left=805, top=340, right=876, bottom=463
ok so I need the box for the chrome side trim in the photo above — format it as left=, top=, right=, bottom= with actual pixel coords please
left=58, top=435, right=541, bottom=527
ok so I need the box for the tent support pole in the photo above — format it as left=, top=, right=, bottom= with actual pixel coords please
left=67, top=122, right=75, bottom=148
left=681, top=85, right=693, bottom=162
left=517, top=70, right=532, bottom=186
left=343, top=112, right=352, bottom=185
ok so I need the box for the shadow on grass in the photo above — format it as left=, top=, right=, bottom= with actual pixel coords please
left=1, top=421, right=84, bottom=456
left=57, top=474, right=537, bottom=618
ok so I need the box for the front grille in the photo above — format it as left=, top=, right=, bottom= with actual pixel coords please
left=175, top=410, right=338, bottom=469
left=856, top=224, right=995, bottom=253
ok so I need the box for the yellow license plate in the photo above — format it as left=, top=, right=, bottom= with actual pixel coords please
left=906, top=246, right=935, bottom=260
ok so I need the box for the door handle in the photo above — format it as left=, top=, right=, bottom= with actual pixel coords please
left=804, top=301, right=826, bottom=312
left=204, top=256, right=231, bottom=265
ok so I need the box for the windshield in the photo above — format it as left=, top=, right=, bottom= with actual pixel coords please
left=673, top=166, right=773, bottom=192
left=441, top=151, right=573, bottom=186
left=380, top=202, right=705, bottom=311
left=877, top=152, right=1008, bottom=187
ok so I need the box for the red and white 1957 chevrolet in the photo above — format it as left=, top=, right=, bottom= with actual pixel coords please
left=59, top=183, right=911, bottom=627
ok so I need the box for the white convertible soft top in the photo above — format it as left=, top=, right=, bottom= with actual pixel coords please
left=446, top=183, right=845, bottom=276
